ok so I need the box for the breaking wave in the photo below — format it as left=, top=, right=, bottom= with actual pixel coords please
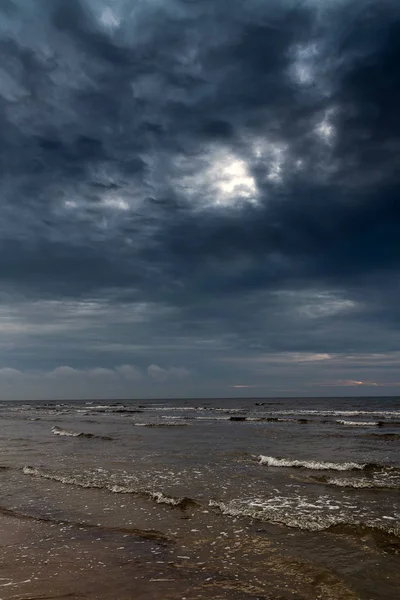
left=78, top=405, right=144, bottom=415
left=270, top=409, right=400, bottom=418
left=194, top=416, right=230, bottom=421
left=52, top=426, right=112, bottom=440
left=336, top=420, right=379, bottom=426
left=209, top=498, right=400, bottom=540
left=22, top=466, right=197, bottom=509
left=258, top=455, right=368, bottom=471
left=133, top=422, right=189, bottom=427
left=315, top=476, right=400, bottom=490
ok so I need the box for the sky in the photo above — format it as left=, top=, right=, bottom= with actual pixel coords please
left=1, top=0, right=400, bottom=400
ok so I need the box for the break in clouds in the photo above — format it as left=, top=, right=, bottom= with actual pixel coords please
left=1, top=0, right=400, bottom=398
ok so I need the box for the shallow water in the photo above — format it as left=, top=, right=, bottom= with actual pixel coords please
left=0, top=396, right=399, bottom=598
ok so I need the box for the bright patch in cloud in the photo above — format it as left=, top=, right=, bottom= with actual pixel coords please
left=230, top=384, right=265, bottom=388
left=64, top=199, right=78, bottom=209
left=252, top=139, right=287, bottom=184
left=225, top=352, right=332, bottom=365
left=333, top=380, right=380, bottom=387
left=102, top=194, right=130, bottom=211
left=276, top=290, right=357, bottom=318
left=315, top=109, right=336, bottom=144
left=211, top=152, right=257, bottom=205
left=179, top=147, right=258, bottom=208
left=148, top=364, right=190, bottom=381
left=100, top=7, right=121, bottom=30
left=290, top=43, right=319, bottom=86
left=291, top=353, right=332, bottom=363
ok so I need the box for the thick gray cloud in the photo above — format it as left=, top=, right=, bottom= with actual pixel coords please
left=0, top=0, right=400, bottom=398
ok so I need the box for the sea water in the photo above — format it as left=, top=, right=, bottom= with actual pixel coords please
left=0, top=396, right=399, bottom=598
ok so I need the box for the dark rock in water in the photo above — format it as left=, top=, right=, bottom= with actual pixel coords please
left=297, top=418, right=309, bottom=424
left=230, top=416, right=247, bottom=421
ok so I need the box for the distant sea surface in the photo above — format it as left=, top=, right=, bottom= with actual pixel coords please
left=0, top=396, right=399, bottom=599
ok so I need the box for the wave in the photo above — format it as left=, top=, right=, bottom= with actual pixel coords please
left=270, top=410, right=400, bottom=418
left=313, top=476, right=400, bottom=490
left=22, top=466, right=198, bottom=510
left=133, top=422, right=189, bottom=427
left=142, top=406, right=199, bottom=411
left=209, top=499, right=400, bottom=541
left=194, top=416, right=230, bottom=421
left=14, top=466, right=400, bottom=545
left=52, top=426, right=81, bottom=437
left=336, top=420, right=379, bottom=426
left=193, top=415, right=310, bottom=423
left=51, top=426, right=112, bottom=440
left=107, top=408, right=144, bottom=414
left=149, top=492, right=198, bottom=509
left=192, top=416, right=309, bottom=423
left=247, top=416, right=303, bottom=423
left=258, top=455, right=368, bottom=471
left=88, top=407, right=144, bottom=415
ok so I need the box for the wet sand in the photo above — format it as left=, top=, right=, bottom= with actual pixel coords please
left=0, top=513, right=208, bottom=600
left=0, top=510, right=387, bottom=600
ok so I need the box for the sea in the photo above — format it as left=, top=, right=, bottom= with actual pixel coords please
left=0, top=396, right=399, bottom=599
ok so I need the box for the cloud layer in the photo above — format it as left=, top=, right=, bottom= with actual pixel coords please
left=1, top=0, right=399, bottom=398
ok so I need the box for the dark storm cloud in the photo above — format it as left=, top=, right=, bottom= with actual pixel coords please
left=1, top=0, right=400, bottom=396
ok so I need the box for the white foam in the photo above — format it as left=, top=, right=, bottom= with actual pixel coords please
left=258, top=455, right=366, bottom=471
left=269, top=410, right=400, bottom=418
left=336, top=420, right=379, bottom=426
left=209, top=497, right=400, bottom=536
left=22, top=466, right=195, bottom=508
left=194, top=416, right=230, bottom=421
left=133, top=422, right=188, bottom=427
left=51, top=426, right=111, bottom=440
left=23, top=466, right=103, bottom=488
left=324, top=477, right=399, bottom=489
left=150, top=491, right=185, bottom=506
left=52, top=426, right=80, bottom=437
left=145, top=406, right=198, bottom=411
